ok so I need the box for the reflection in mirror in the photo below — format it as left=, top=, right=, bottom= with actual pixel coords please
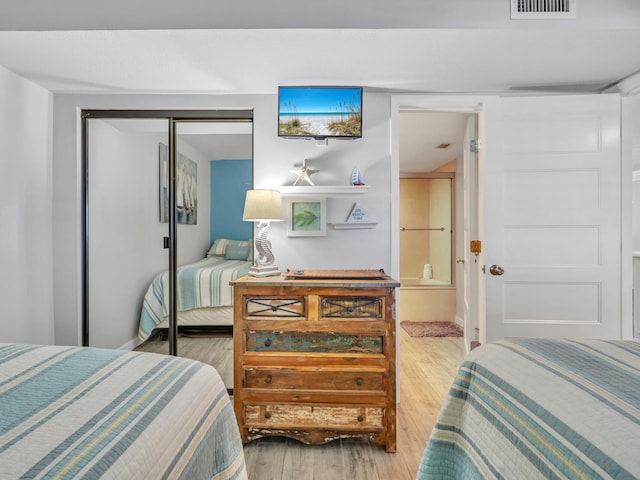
left=86, top=116, right=252, bottom=391
left=134, top=121, right=253, bottom=391
left=399, top=177, right=453, bottom=287
left=88, top=118, right=170, bottom=350
left=135, top=121, right=253, bottom=390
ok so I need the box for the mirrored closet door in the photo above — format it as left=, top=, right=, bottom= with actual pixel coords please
left=83, top=110, right=253, bottom=391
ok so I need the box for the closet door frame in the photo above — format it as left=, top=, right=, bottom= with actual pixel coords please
left=81, top=109, right=253, bottom=355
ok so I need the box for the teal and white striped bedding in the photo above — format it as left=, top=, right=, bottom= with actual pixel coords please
left=138, top=257, right=250, bottom=340
left=0, top=343, right=247, bottom=480
left=418, top=338, right=640, bottom=479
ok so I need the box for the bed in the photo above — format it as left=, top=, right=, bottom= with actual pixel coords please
left=0, top=342, right=247, bottom=479
left=138, top=239, right=252, bottom=342
left=417, top=338, right=640, bottom=479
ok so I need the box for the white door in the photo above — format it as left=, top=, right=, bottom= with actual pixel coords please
left=484, top=94, right=621, bottom=342
left=457, top=115, right=479, bottom=354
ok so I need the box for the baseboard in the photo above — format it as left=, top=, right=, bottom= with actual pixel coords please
left=455, top=316, right=464, bottom=328
left=119, top=337, right=143, bottom=351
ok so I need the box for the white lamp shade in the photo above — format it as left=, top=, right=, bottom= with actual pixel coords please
left=243, top=189, right=283, bottom=221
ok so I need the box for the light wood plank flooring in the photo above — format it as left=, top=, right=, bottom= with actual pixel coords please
left=135, top=331, right=234, bottom=387
left=135, top=329, right=464, bottom=479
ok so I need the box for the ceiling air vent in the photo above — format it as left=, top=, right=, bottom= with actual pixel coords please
left=511, top=0, right=576, bottom=19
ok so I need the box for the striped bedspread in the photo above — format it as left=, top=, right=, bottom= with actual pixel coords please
left=418, top=338, right=640, bottom=480
left=138, top=257, right=250, bottom=340
left=0, top=343, right=247, bottom=480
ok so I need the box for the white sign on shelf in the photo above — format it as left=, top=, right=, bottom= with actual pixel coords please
left=346, top=203, right=369, bottom=222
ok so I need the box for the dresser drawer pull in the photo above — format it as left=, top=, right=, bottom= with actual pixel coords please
left=356, top=378, right=363, bottom=386
left=264, top=411, right=271, bottom=419
left=357, top=415, right=364, bottom=422
left=264, top=375, right=272, bottom=384
left=264, top=338, right=272, bottom=347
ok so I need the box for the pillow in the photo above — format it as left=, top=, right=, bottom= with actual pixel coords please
left=207, top=238, right=232, bottom=257
left=225, top=240, right=251, bottom=261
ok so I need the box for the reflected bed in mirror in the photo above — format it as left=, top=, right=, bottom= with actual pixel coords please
left=137, top=251, right=251, bottom=342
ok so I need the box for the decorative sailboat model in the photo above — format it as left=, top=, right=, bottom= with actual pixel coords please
left=351, top=166, right=365, bottom=186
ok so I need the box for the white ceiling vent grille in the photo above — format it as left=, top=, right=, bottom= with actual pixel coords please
left=511, top=0, right=576, bottom=19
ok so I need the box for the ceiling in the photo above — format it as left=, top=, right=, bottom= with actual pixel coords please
left=0, top=29, right=639, bottom=95
left=2, top=0, right=639, bottom=31
left=400, top=112, right=472, bottom=173
left=0, top=0, right=638, bottom=95
left=1, top=1, right=638, bottom=171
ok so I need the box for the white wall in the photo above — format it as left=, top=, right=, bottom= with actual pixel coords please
left=265, top=93, right=392, bottom=272
left=52, top=92, right=393, bottom=346
left=86, top=120, right=211, bottom=349
left=0, top=65, right=53, bottom=344
left=631, top=95, right=640, bottom=338
left=632, top=95, right=640, bottom=252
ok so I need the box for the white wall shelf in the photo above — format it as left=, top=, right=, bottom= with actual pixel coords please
left=279, top=186, right=369, bottom=195
left=330, top=222, right=377, bottom=230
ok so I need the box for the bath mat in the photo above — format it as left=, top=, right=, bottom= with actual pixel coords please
left=400, top=321, right=463, bottom=338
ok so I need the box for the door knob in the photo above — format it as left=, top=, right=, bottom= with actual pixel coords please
left=489, top=265, right=504, bottom=276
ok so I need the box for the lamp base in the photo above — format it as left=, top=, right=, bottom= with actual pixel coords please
left=248, top=264, right=281, bottom=277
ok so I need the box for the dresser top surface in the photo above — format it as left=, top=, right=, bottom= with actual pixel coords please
left=231, top=271, right=400, bottom=288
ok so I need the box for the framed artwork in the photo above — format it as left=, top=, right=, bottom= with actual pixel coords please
left=159, top=143, right=197, bottom=225
left=286, top=196, right=326, bottom=237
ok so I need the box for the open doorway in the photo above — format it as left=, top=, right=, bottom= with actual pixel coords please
left=397, top=110, right=480, bottom=354
left=390, top=96, right=487, bottom=454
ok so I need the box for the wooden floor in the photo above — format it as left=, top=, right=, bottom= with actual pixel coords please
left=135, top=330, right=234, bottom=387
left=136, top=329, right=464, bottom=480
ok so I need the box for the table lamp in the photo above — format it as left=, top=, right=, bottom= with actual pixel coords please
left=243, top=189, right=283, bottom=277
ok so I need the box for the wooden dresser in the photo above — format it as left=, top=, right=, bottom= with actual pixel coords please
left=230, top=271, right=399, bottom=452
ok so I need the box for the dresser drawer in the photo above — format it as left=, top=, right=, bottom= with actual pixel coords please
left=245, top=404, right=384, bottom=429
left=320, top=296, right=383, bottom=318
left=243, top=367, right=385, bottom=392
left=245, top=297, right=305, bottom=318
left=246, top=332, right=383, bottom=354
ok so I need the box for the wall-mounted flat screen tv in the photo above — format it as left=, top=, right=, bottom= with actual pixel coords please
left=278, top=86, right=362, bottom=139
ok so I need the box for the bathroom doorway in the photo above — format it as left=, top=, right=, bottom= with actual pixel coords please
left=398, top=110, right=477, bottom=338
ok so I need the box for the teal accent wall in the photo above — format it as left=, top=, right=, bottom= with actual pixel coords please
left=210, top=160, right=252, bottom=244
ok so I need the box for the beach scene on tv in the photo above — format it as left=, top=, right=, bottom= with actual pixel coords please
left=279, top=87, right=362, bottom=137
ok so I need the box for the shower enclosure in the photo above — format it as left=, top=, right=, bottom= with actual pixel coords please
left=400, top=176, right=453, bottom=286
left=398, top=174, right=456, bottom=323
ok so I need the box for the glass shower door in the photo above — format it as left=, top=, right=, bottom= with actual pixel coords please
left=399, top=177, right=453, bottom=286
